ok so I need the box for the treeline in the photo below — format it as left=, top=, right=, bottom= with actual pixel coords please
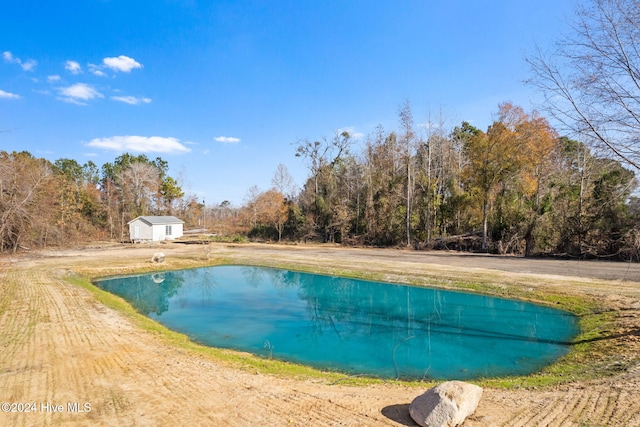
left=245, top=102, right=640, bottom=260
left=0, top=152, right=202, bottom=252
left=2, top=101, right=639, bottom=259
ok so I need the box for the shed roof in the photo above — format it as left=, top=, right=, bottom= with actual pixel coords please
left=127, top=216, right=184, bottom=225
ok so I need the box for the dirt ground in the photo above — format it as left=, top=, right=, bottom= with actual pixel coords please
left=1, top=242, right=640, bottom=426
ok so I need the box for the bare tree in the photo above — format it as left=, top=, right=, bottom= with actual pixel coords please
left=243, top=185, right=262, bottom=228
left=119, top=162, right=160, bottom=216
left=271, top=163, right=296, bottom=199
left=0, top=152, right=53, bottom=252
left=527, top=0, right=640, bottom=170
left=294, top=131, right=352, bottom=197
left=398, top=100, right=416, bottom=247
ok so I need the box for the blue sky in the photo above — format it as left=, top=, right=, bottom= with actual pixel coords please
left=1, top=0, right=576, bottom=205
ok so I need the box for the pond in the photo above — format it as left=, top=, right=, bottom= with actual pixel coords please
left=94, top=265, right=579, bottom=380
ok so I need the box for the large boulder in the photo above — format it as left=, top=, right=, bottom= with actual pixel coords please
left=151, top=252, right=165, bottom=263
left=409, top=381, right=483, bottom=427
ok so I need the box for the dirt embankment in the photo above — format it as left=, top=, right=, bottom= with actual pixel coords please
left=1, top=243, right=640, bottom=426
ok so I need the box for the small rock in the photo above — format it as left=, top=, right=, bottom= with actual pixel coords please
left=409, top=381, right=483, bottom=427
left=151, top=252, right=165, bottom=263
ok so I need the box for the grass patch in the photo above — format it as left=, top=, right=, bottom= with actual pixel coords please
left=180, top=234, right=248, bottom=244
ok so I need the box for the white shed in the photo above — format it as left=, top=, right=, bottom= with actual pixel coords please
left=127, top=216, right=184, bottom=242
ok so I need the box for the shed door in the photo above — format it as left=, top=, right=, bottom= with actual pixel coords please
left=134, top=225, right=140, bottom=239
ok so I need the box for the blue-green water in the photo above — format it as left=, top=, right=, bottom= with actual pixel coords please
left=94, top=265, right=579, bottom=380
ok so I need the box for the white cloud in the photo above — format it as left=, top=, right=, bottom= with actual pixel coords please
left=111, top=95, right=152, bottom=105
left=47, top=75, right=61, bottom=83
left=103, top=55, right=142, bottom=73
left=0, top=89, right=21, bottom=100
left=214, top=136, right=241, bottom=144
left=21, top=60, right=37, bottom=71
left=86, top=135, right=191, bottom=154
left=60, top=97, right=89, bottom=106
left=58, top=83, right=103, bottom=105
left=65, top=60, right=82, bottom=74
left=3, top=50, right=37, bottom=71
left=88, top=64, right=107, bottom=77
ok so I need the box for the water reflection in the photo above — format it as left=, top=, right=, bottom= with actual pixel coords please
left=94, top=266, right=579, bottom=380
left=98, top=272, right=184, bottom=315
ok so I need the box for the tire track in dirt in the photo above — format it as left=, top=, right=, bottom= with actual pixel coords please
left=1, top=269, right=47, bottom=422
left=468, top=379, right=640, bottom=427
left=4, top=269, right=53, bottom=405
left=0, top=268, right=130, bottom=426
left=568, top=390, right=600, bottom=426
left=0, top=270, right=27, bottom=405
left=554, top=390, right=588, bottom=426
left=42, top=275, right=106, bottom=422
left=0, top=271, right=25, bottom=367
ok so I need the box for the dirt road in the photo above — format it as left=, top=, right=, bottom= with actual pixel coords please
left=1, top=243, right=640, bottom=426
